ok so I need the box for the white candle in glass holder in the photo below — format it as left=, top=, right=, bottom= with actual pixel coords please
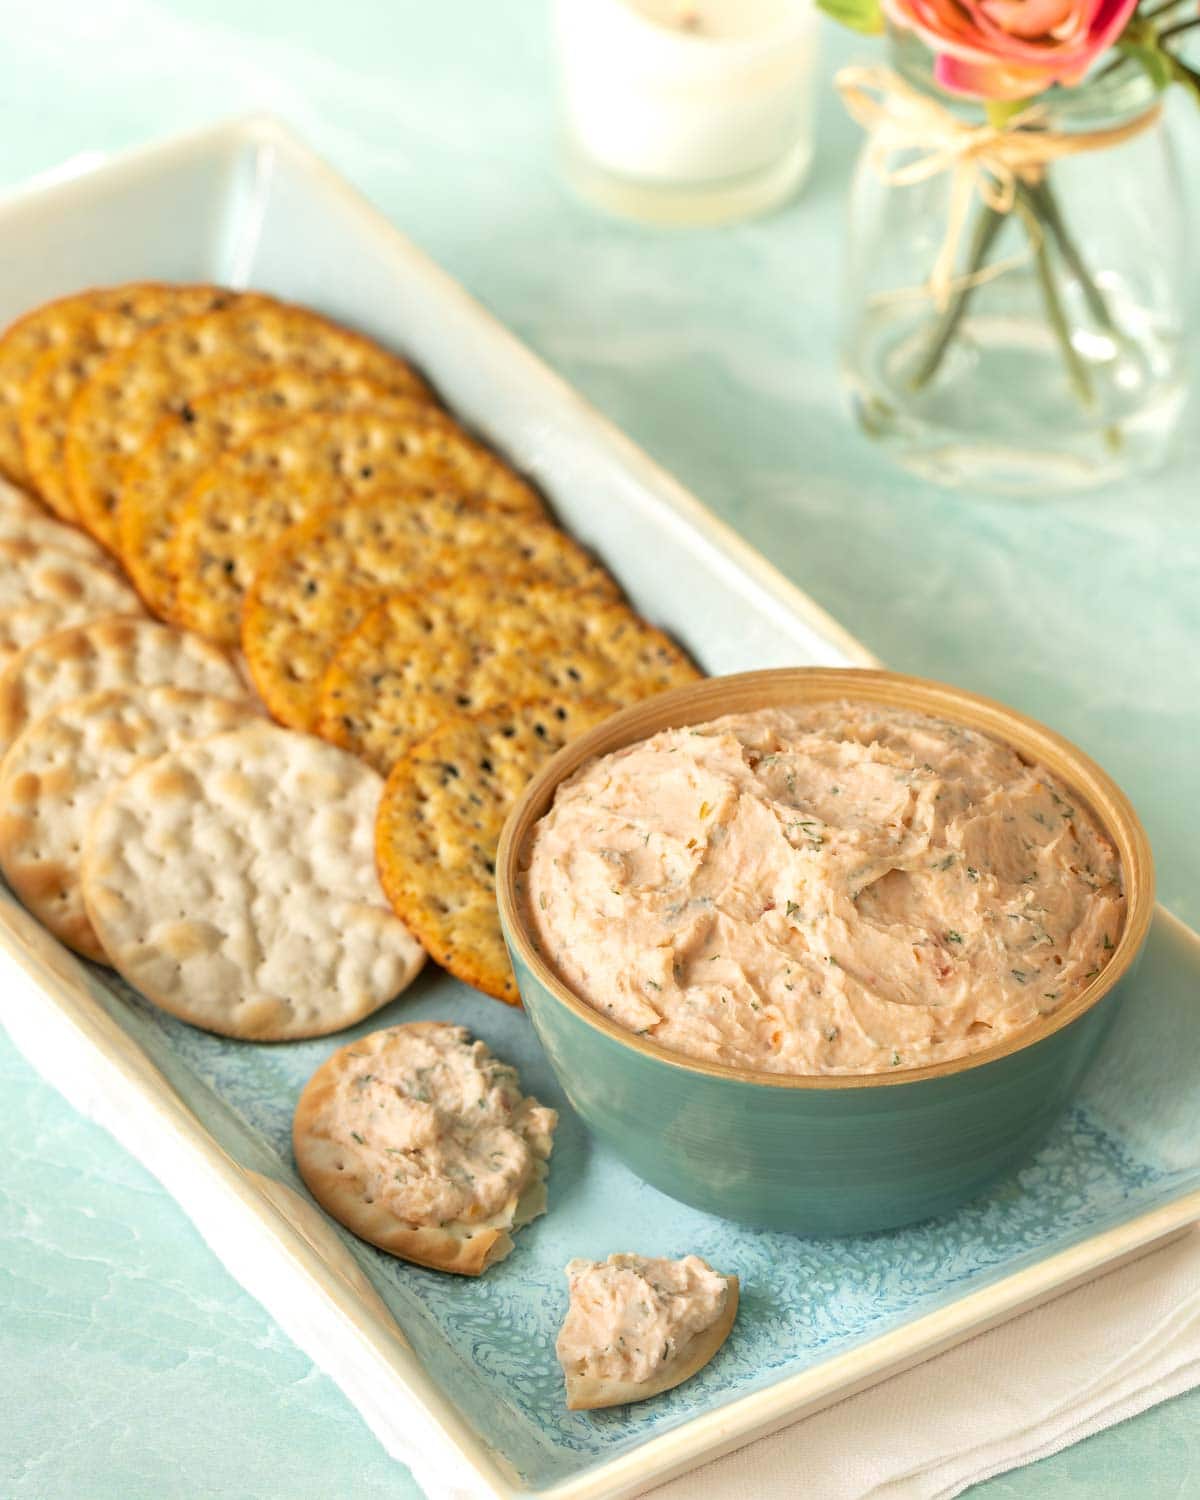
left=553, top=0, right=819, bottom=225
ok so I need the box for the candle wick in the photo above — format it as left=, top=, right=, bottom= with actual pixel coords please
left=674, top=5, right=704, bottom=32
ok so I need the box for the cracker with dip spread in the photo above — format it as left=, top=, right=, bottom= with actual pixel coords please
left=556, top=1255, right=738, bottom=1410
left=241, top=491, right=619, bottom=730
left=65, top=297, right=429, bottom=549
left=0, top=686, right=258, bottom=960
left=375, top=697, right=616, bottom=1002
left=170, top=401, right=545, bottom=645
left=0, top=284, right=231, bottom=495
left=293, top=1022, right=557, bottom=1275
left=0, top=539, right=143, bottom=668
left=18, top=285, right=240, bottom=522
left=81, top=721, right=426, bottom=1040
left=317, top=582, right=700, bottom=771
left=118, top=372, right=438, bottom=621
left=0, top=615, right=247, bottom=761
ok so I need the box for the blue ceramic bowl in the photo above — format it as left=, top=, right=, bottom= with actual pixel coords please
left=497, top=669, right=1154, bottom=1236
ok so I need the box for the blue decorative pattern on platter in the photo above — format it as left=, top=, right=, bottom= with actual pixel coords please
left=69, top=907, right=1200, bottom=1490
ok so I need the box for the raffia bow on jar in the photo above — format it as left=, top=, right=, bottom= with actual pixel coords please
left=836, top=63, right=1163, bottom=398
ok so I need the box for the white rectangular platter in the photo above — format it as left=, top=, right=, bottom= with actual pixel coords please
left=2, top=118, right=1200, bottom=1500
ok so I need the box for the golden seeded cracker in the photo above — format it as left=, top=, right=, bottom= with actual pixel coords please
left=0, top=686, right=259, bottom=959
left=18, top=284, right=240, bottom=521
left=0, top=284, right=226, bottom=490
left=375, top=698, right=616, bottom=1002
left=0, top=615, right=247, bottom=761
left=65, top=297, right=430, bottom=549
left=199, top=403, right=541, bottom=513
left=169, top=401, right=457, bottom=644
left=242, top=492, right=620, bottom=730
left=171, top=403, right=544, bottom=646
left=317, top=583, right=701, bottom=771
left=118, top=371, right=441, bottom=621
left=81, top=722, right=426, bottom=1040
left=0, top=293, right=88, bottom=487
left=0, top=540, right=143, bottom=669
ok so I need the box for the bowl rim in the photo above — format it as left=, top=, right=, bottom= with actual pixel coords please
left=496, top=667, right=1155, bottom=1091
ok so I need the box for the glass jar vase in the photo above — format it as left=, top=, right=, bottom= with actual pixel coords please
left=840, top=33, right=1188, bottom=495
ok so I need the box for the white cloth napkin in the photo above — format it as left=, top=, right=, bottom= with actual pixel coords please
left=647, top=1226, right=1200, bottom=1500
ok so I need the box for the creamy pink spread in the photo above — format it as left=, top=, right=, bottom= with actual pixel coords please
left=525, top=702, right=1124, bottom=1075
left=325, top=1023, right=556, bottom=1228
left=556, top=1254, right=731, bottom=1387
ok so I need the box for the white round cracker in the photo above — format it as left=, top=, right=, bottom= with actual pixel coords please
left=0, top=476, right=48, bottom=522
left=81, top=722, right=426, bottom=1039
left=0, top=493, right=118, bottom=568
left=0, top=539, right=143, bottom=667
left=0, top=686, right=260, bottom=960
left=0, top=614, right=247, bottom=761
left=0, top=513, right=117, bottom=567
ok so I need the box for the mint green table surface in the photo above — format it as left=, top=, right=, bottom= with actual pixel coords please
left=1, top=3, right=1197, bottom=1496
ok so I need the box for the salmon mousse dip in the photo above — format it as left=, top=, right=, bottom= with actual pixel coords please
left=556, top=1254, right=738, bottom=1409
left=293, top=1023, right=557, bottom=1275
left=524, top=701, right=1124, bottom=1076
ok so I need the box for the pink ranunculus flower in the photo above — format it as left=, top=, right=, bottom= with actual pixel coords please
left=882, top=0, right=1141, bottom=100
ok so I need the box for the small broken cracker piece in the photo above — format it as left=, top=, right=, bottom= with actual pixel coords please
left=80, top=721, right=425, bottom=1039
left=65, top=296, right=430, bottom=548
left=0, top=540, right=143, bottom=669
left=556, top=1255, right=738, bottom=1411
left=317, top=582, right=702, bottom=770
left=0, top=614, right=246, bottom=761
left=375, top=697, right=616, bottom=1002
left=0, top=686, right=259, bottom=959
left=17, top=284, right=240, bottom=520
left=293, top=1021, right=557, bottom=1275
left=171, top=401, right=545, bottom=644
left=241, top=490, right=619, bottom=729
left=118, top=370, right=440, bottom=621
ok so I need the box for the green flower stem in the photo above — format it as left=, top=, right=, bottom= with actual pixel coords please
left=985, top=98, right=1029, bottom=128
left=1025, top=177, right=1122, bottom=339
left=1159, top=15, right=1200, bottom=41
left=1020, top=186, right=1096, bottom=409
left=1139, top=0, right=1191, bottom=21
left=908, top=202, right=1006, bottom=390
left=907, top=98, right=1039, bottom=392
left=1093, top=50, right=1137, bottom=81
